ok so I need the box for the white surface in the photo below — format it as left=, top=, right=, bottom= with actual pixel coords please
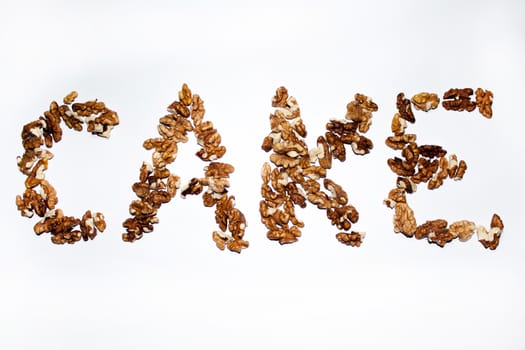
left=2, top=0, right=524, bottom=349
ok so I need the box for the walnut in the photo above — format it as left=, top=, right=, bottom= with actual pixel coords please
left=144, top=138, right=178, bottom=168
left=426, top=220, right=455, bottom=247
left=385, top=134, right=417, bottom=150
left=129, top=199, right=157, bottom=217
left=69, top=99, right=119, bottom=138
left=335, top=232, right=365, bottom=247
left=325, top=132, right=346, bottom=162
left=25, top=158, right=48, bottom=189
left=59, top=105, right=83, bottom=131
left=401, top=142, right=419, bottom=166
left=275, top=95, right=300, bottom=120
left=86, top=109, right=119, bottom=138
left=71, top=100, right=105, bottom=116
left=387, top=157, right=416, bottom=177
left=491, top=213, right=504, bottom=230
left=167, top=101, right=190, bottom=118
left=191, top=94, right=205, bottom=125
left=411, top=158, right=439, bottom=184
left=261, top=135, right=274, bottom=152
left=211, top=197, right=247, bottom=252
left=292, top=118, right=307, bottom=137
left=272, top=140, right=307, bottom=157
left=270, top=154, right=301, bottom=168
left=315, top=136, right=332, bottom=169
left=302, top=166, right=326, bottom=180
left=324, top=179, right=348, bottom=205
left=40, top=180, right=58, bottom=210
left=122, top=218, right=143, bottom=242
left=414, top=219, right=450, bottom=245
left=284, top=182, right=306, bottom=208
left=345, top=93, right=378, bottom=133
left=396, top=92, right=415, bottom=123
left=418, top=145, right=446, bottom=159
left=34, top=209, right=80, bottom=238
left=391, top=113, right=407, bottom=136
left=149, top=190, right=172, bottom=207
left=383, top=187, right=407, bottom=208
left=349, top=134, right=373, bottom=155
left=166, top=174, right=180, bottom=198
left=212, top=230, right=229, bottom=250
left=16, top=188, right=46, bottom=218
left=411, top=92, right=440, bottom=112
left=260, top=162, right=272, bottom=184
left=80, top=210, right=104, bottom=241
left=17, top=148, right=40, bottom=175
left=393, top=203, right=417, bottom=237
left=301, top=179, right=321, bottom=195
left=204, top=162, right=234, bottom=178
left=326, top=205, right=359, bottom=230
left=307, top=191, right=332, bottom=209
left=226, top=238, right=250, bottom=253
left=283, top=198, right=304, bottom=228
left=261, top=183, right=285, bottom=206
left=63, top=91, right=78, bottom=105
left=396, top=177, right=417, bottom=194
left=475, top=88, right=493, bottom=118
left=448, top=158, right=467, bottom=180
left=132, top=181, right=150, bottom=199
left=179, top=83, right=192, bottom=106
left=272, top=86, right=289, bottom=107
left=21, top=120, right=45, bottom=150
left=270, top=168, right=288, bottom=194
left=51, top=231, right=82, bottom=244
left=43, top=101, right=63, bottom=144
left=326, top=119, right=358, bottom=135
left=476, top=225, right=501, bottom=250
left=476, top=214, right=504, bottom=250
left=267, top=225, right=301, bottom=245
left=442, top=88, right=477, bottom=112
left=158, top=114, right=193, bottom=142
left=427, top=156, right=449, bottom=190
left=449, top=220, right=476, bottom=242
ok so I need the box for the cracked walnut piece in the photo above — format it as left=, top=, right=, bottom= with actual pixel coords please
left=442, top=88, right=476, bottom=112
left=477, top=214, right=504, bottom=250
left=475, top=88, right=493, bottom=118
left=336, top=232, right=365, bottom=247
left=411, top=92, right=440, bottom=112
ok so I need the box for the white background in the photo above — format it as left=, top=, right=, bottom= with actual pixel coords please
left=2, top=0, right=524, bottom=349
